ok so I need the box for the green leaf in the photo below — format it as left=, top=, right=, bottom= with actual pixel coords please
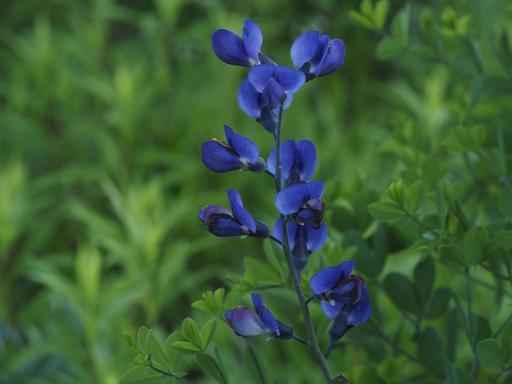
left=368, top=201, right=405, bottom=222
left=244, top=257, right=282, bottom=286
left=137, top=326, right=151, bottom=354
left=199, top=319, right=217, bottom=350
left=165, top=331, right=181, bottom=368
left=349, top=11, right=376, bottom=30
left=500, top=318, right=512, bottom=355
left=181, top=318, right=200, bottom=345
left=414, top=256, right=435, bottom=308
left=196, top=353, right=227, bottom=384
left=477, top=338, right=507, bottom=370
left=171, top=341, right=202, bottom=354
left=119, top=366, right=163, bottom=383
left=418, top=327, right=445, bottom=376
left=463, top=226, right=489, bottom=265
left=374, top=0, right=389, bottom=29
left=147, top=332, right=170, bottom=369
left=404, top=180, right=424, bottom=214
left=383, top=273, right=418, bottom=314
left=425, top=288, right=452, bottom=319
left=343, top=230, right=382, bottom=278
left=439, top=244, right=466, bottom=266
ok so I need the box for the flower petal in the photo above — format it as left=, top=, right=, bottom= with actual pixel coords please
left=347, top=286, right=372, bottom=325
left=317, top=39, right=345, bottom=77
left=275, top=183, right=307, bottom=215
left=306, top=181, right=324, bottom=199
left=275, top=66, right=305, bottom=94
left=238, top=80, right=261, bottom=119
left=290, top=31, right=321, bottom=68
left=261, top=78, right=285, bottom=109
left=248, top=64, right=275, bottom=92
left=206, top=216, right=245, bottom=237
left=224, top=125, right=259, bottom=164
left=296, top=140, right=316, bottom=181
left=309, top=260, right=355, bottom=295
left=272, top=219, right=298, bottom=250
left=227, top=189, right=256, bottom=233
left=211, top=29, right=249, bottom=66
left=251, top=293, right=280, bottom=336
left=305, top=222, right=327, bottom=251
left=227, top=308, right=268, bottom=336
left=266, top=140, right=296, bottom=181
left=321, top=300, right=344, bottom=320
left=201, top=140, right=243, bottom=172
left=242, top=20, right=263, bottom=63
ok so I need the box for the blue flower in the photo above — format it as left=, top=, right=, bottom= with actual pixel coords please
left=272, top=219, right=327, bottom=271
left=267, top=140, right=317, bottom=187
left=225, top=293, right=293, bottom=338
left=198, top=190, right=268, bottom=238
left=291, top=31, right=345, bottom=79
left=211, top=19, right=263, bottom=66
left=275, top=181, right=324, bottom=227
left=201, top=125, right=265, bottom=173
left=309, top=260, right=371, bottom=323
left=238, top=64, right=305, bottom=132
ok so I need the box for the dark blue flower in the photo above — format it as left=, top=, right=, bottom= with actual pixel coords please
left=201, top=125, right=265, bottom=173
left=309, top=260, right=371, bottom=323
left=198, top=190, right=268, bottom=238
left=212, top=19, right=263, bottom=66
left=267, top=140, right=317, bottom=186
left=225, top=293, right=293, bottom=338
left=238, top=64, right=305, bottom=132
left=272, top=219, right=327, bottom=271
left=275, top=181, right=324, bottom=227
left=291, top=31, right=345, bottom=79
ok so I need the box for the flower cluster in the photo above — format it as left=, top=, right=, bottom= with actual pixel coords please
left=199, top=19, right=370, bottom=362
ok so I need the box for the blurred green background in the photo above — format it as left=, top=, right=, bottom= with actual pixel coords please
left=1, top=0, right=512, bottom=383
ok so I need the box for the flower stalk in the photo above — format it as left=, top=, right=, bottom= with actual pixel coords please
left=273, top=103, right=334, bottom=383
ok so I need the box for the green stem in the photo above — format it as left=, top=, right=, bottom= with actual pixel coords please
left=465, top=267, right=478, bottom=378
left=363, top=327, right=424, bottom=367
left=273, top=104, right=333, bottom=383
left=247, top=344, right=267, bottom=384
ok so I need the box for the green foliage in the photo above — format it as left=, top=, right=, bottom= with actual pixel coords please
left=1, top=0, right=512, bottom=383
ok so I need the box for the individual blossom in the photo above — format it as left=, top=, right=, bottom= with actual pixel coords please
left=266, top=140, right=317, bottom=187
left=309, top=260, right=371, bottom=323
left=225, top=293, right=293, bottom=339
left=290, top=31, right=345, bottom=80
left=211, top=19, right=263, bottom=66
left=198, top=189, right=268, bottom=238
left=238, top=64, right=305, bottom=132
left=275, top=181, right=324, bottom=227
left=272, top=219, right=327, bottom=271
left=201, top=125, right=265, bottom=173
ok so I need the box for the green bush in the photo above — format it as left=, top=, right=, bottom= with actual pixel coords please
left=1, top=0, right=511, bottom=383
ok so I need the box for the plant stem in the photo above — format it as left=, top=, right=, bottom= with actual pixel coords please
left=273, top=104, right=333, bottom=383
left=246, top=343, right=267, bottom=384
left=363, top=327, right=424, bottom=367
left=465, top=267, right=478, bottom=378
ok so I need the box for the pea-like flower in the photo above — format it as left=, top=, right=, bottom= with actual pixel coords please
left=272, top=219, right=327, bottom=271
left=211, top=19, right=263, bottom=66
left=267, top=140, right=317, bottom=187
left=225, top=293, right=293, bottom=339
left=275, top=181, right=324, bottom=227
left=201, top=125, right=265, bottom=173
left=291, top=31, right=345, bottom=80
left=198, top=190, right=268, bottom=238
left=238, top=64, right=305, bottom=131
left=309, top=260, right=371, bottom=323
